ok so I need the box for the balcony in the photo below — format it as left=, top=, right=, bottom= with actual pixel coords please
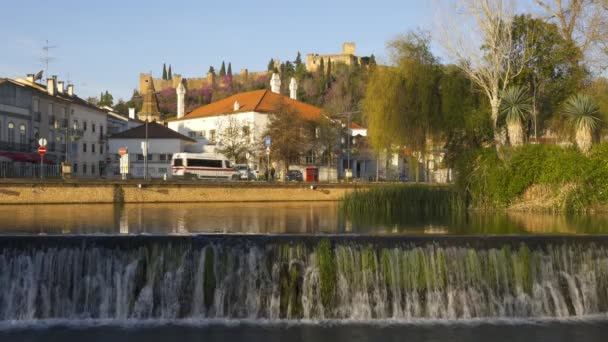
left=0, top=140, right=32, bottom=152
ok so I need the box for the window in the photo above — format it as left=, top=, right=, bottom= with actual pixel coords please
left=159, top=154, right=167, bottom=161
left=92, top=144, right=95, bottom=153
left=99, top=144, right=103, bottom=154
left=225, top=161, right=232, bottom=168
left=242, top=126, right=250, bottom=137
left=209, top=129, right=216, bottom=142
left=188, top=131, right=196, bottom=138
left=83, top=164, right=87, bottom=174
left=198, top=130, right=206, bottom=138
left=173, top=159, right=183, bottom=166
left=83, top=143, right=87, bottom=153
left=91, top=164, right=96, bottom=175
left=7, top=122, right=15, bottom=143
left=137, top=154, right=144, bottom=161
left=158, top=168, right=167, bottom=174
left=33, top=128, right=39, bottom=140
left=83, top=121, right=87, bottom=131
left=73, top=163, right=78, bottom=173
left=19, top=124, right=26, bottom=144
left=186, top=159, right=222, bottom=168
left=92, top=123, right=96, bottom=133
left=100, top=125, right=103, bottom=135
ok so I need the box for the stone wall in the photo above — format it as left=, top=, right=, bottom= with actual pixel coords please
left=139, top=70, right=272, bottom=95
left=0, top=183, right=362, bottom=204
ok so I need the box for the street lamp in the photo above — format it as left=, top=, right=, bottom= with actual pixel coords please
left=335, top=111, right=361, bottom=180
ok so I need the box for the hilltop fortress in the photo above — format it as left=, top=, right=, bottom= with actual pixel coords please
left=139, top=42, right=370, bottom=94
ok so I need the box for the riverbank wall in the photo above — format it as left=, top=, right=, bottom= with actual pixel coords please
left=0, top=181, right=366, bottom=204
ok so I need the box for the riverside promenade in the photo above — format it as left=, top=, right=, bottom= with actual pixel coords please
left=0, top=180, right=368, bottom=204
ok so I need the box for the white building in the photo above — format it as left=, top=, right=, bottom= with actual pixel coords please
left=103, top=106, right=142, bottom=136
left=108, top=121, right=195, bottom=178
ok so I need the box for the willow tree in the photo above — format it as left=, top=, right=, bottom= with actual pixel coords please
left=364, top=31, right=442, bottom=181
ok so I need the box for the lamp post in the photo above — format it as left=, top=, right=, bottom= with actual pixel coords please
left=335, top=111, right=361, bottom=181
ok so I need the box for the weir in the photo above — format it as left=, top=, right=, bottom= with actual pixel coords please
left=1, top=235, right=608, bottom=321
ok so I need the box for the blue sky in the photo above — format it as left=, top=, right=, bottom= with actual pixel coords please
left=0, top=0, right=435, bottom=100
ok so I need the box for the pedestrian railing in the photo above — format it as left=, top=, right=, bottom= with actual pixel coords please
left=0, top=162, right=61, bottom=178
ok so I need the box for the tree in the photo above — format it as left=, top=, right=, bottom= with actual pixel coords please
left=162, top=63, right=167, bottom=80
left=168, top=65, right=172, bottom=80
left=365, top=32, right=443, bottom=181
left=215, top=116, right=255, bottom=163
left=227, top=62, right=232, bottom=76
left=295, top=52, right=307, bottom=79
left=532, top=0, right=608, bottom=70
left=438, top=0, right=531, bottom=145
left=318, top=58, right=325, bottom=76
left=499, top=85, right=531, bottom=146
left=511, top=14, right=585, bottom=141
left=219, top=61, right=226, bottom=77
left=208, top=66, right=216, bottom=76
left=98, top=91, right=114, bottom=107
left=264, top=101, right=314, bottom=180
left=562, top=94, right=601, bottom=153
left=267, top=58, right=275, bottom=71
left=369, top=54, right=377, bottom=68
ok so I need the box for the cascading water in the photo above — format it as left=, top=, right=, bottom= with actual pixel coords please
left=1, top=236, right=608, bottom=321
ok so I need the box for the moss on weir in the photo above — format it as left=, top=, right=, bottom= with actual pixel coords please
left=317, top=239, right=336, bottom=309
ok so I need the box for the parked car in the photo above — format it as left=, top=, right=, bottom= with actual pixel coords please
left=234, top=164, right=254, bottom=180
left=286, top=170, right=304, bottom=182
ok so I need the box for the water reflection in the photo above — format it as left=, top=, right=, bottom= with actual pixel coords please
left=1, top=202, right=608, bottom=235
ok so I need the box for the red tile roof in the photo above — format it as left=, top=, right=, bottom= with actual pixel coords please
left=177, top=89, right=322, bottom=121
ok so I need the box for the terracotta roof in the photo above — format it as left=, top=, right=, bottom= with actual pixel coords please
left=109, top=121, right=196, bottom=142
left=177, top=89, right=322, bottom=121
left=350, top=122, right=365, bottom=129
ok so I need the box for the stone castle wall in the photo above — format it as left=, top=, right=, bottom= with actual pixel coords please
left=139, top=69, right=272, bottom=94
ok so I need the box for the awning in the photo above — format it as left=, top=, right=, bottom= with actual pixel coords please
left=0, top=152, right=55, bottom=164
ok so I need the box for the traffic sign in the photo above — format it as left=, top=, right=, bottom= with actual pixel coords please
left=118, top=147, right=128, bottom=156
left=38, top=138, right=47, bottom=147
left=38, top=146, right=47, bottom=155
left=265, top=135, right=271, bottom=147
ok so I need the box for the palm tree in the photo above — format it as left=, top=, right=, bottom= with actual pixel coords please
left=562, top=94, right=601, bottom=154
left=500, top=86, right=531, bottom=146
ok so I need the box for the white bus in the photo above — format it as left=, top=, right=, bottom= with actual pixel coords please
left=171, top=153, right=239, bottom=180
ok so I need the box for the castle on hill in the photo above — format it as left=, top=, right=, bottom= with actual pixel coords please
left=138, top=42, right=371, bottom=94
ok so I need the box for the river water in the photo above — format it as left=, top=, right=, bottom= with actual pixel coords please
left=1, top=202, right=608, bottom=341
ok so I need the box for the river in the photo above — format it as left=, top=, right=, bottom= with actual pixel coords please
left=1, top=202, right=608, bottom=341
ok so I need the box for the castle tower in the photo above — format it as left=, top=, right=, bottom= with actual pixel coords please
left=289, top=77, right=298, bottom=100
left=270, top=73, right=281, bottom=94
left=176, top=82, right=186, bottom=119
left=138, top=79, right=162, bottom=122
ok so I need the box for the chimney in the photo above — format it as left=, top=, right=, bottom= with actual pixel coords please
left=289, top=77, right=298, bottom=100
left=57, top=81, right=65, bottom=94
left=128, top=108, right=135, bottom=119
left=67, top=84, right=74, bottom=96
left=270, top=73, right=281, bottom=94
left=176, top=82, right=186, bottom=118
left=26, top=74, right=35, bottom=83
left=46, top=76, right=56, bottom=96
left=233, top=100, right=240, bottom=111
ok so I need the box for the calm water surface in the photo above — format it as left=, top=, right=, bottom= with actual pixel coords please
left=1, top=201, right=608, bottom=235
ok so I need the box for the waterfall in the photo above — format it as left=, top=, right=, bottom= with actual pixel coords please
left=1, top=237, right=608, bottom=321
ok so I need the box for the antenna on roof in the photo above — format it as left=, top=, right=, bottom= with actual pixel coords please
left=41, top=40, right=57, bottom=81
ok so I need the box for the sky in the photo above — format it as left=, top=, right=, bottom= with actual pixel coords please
left=0, top=0, right=436, bottom=101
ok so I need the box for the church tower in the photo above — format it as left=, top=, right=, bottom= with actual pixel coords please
left=138, top=78, right=162, bottom=122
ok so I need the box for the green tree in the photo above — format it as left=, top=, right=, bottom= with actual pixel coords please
left=318, top=58, right=325, bottom=76
left=208, top=66, right=216, bottom=76
left=369, top=54, right=377, bottom=68
left=98, top=90, right=114, bottom=107
left=500, top=86, right=532, bottom=146
left=267, top=58, right=275, bottom=71
left=264, top=101, right=314, bottom=180
left=219, top=61, right=226, bottom=77
left=227, top=62, right=232, bottom=76
left=168, top=65, right=172, bottom=80
left=511, top=14, right=585, bottom=141
left=562, top=94, right=602, bottom=154
left=162, top=63, right=167, bottom=80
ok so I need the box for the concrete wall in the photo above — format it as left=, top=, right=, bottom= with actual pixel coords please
left=0, top=183, right=361, bottom=204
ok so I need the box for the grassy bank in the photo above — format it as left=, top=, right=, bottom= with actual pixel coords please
left=341, top=184, right=465, bottom=225
left=456, top=143, right=608, bottom=211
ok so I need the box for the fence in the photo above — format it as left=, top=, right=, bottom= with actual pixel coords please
left=0, top=162, right=61, bottom=178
